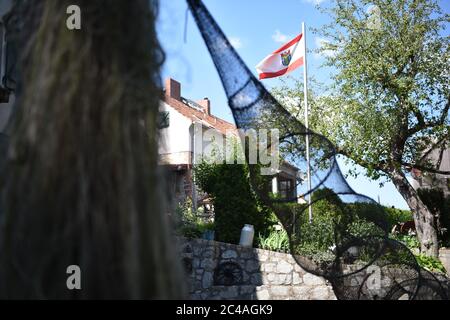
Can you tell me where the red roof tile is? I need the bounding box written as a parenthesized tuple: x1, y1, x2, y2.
(163, 95, 237, 135)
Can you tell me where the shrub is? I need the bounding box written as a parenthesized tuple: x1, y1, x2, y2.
(349, 202, 389, 230)
(384, 206, 413, 229)
(348, 217, 385, 239)
(194, 161, 275, 245)
(415, 254, 447, 274)
(297, 214, 335, 252)
(391, 234, 420, 250)
(391, 233, 447, 274)
(290, 189, 390, 264)
(270, 202, 307, 233)
(292, 190, 345, 263)
(174, 199, 214, 239)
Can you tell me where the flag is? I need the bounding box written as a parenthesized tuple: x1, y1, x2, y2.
(256, 33, 305, 80)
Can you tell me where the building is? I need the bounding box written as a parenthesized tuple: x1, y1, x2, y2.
(0, 0, 15, 133)
(410, 144, 450, 197)
(0, 0, 15, 173)
(159, 78, 302, 209)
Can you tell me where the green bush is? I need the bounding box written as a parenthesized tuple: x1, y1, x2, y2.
(391, 233, 446, 274)
(348, 217, 385, 238)
(297, 214, 335, 251)
(349, 202, 389, 229)
(270, 202, 307, 233)
(289, 189, 390, 264)
(384, 206, 413, 229)
(391, 234, 420, 249)
(292, 189, 345, 263)
(415, 254, 447, 274)
(194, 161, 275, 245)
(174, 199, 215, 239)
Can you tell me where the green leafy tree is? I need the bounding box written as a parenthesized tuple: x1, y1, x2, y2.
(273, 0, 449, 257)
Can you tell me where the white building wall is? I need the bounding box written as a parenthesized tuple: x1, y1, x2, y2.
(0, 94, 14, 132)
(0, 0, 14, 133)
(158, 101, 192, 164)
(158, 101, 234, 166)
(194, 123, 231, 165)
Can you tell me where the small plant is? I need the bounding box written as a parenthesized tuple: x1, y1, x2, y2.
(415, 254, 447, 274)
(295, 242, 336, 266)
(174, 199, 215, 239)
(257, 229, 290, 253)
(384, 207, 413, 229)
(390, 233, 447, 274)
(348, 218, 385, 238)
(391, 233, 420, 250)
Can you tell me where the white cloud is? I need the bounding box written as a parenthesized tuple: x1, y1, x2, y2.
(272, 30, 292, 43)
(314, 37, 336, 59)
(229, 37, 243, 49)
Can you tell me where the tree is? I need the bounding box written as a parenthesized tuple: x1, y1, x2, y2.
(273, 0, 449, 257)
(417, 188, 450, 245)
(0, 0, 184, 298)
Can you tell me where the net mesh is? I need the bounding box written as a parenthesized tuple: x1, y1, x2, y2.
(186, 0, 448, 300)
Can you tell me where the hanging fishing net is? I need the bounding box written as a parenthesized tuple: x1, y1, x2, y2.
(186, 0, 448, 300)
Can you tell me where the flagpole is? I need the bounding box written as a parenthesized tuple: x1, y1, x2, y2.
(302, 22, 313, 223)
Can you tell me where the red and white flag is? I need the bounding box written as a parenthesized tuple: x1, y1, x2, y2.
(256, 33, 305, 80)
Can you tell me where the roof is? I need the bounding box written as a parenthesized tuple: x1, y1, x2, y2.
(413, 141, 450, 175)
(163, 95, 237, 136)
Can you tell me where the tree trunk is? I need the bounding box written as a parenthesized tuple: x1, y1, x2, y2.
(390, 169, 439, 257)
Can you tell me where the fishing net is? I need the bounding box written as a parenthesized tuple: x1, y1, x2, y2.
(186, 0, 448, 300)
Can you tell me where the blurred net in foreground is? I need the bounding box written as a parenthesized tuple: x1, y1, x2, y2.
(186, 0, 447, 300)
(0, 0, 184, 299)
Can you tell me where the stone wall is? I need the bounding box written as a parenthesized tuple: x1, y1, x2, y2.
(439, 249, 450, 275)
(177, 237, 336, 300)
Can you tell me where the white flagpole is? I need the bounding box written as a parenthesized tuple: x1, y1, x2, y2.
(302, 22, 313, 223)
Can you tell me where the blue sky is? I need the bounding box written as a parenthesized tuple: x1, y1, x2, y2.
(157, 0, 450, 210)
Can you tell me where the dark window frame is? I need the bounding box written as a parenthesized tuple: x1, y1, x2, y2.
(157, 111, 170, 129)
(278, 177, 295, 199)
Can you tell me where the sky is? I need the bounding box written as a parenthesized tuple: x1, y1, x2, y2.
(156, 0, 450, 210)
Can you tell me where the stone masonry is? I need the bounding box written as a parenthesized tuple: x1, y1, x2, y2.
(177, 237, 336, 300)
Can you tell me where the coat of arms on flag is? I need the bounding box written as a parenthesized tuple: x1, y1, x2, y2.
(281, 50, 291, 66)
(255, 33, 305, 79)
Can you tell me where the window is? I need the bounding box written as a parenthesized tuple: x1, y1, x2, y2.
(0, 10, 18, 102)
(157, 111, 170, 129)
(278, 178, 294, 199)
(0, 22, 8, 103)
(0, 22, 3, 79)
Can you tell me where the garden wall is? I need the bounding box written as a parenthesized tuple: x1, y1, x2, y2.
(177, 237, 336, 300)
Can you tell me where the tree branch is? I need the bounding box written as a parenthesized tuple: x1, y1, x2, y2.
(335, 146, 388, 173)
(418, 135, 448, 163)
(401, 161, 450, 175)
(408, 96, 450, 136)
(439, 96, 450, 125)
